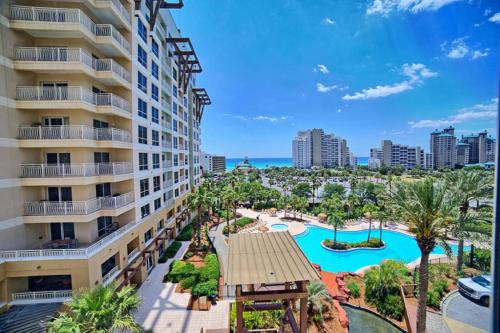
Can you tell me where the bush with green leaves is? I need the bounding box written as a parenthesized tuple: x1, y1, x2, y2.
(198, 254, 219, 281)
(181, 275, 198, 290)
(176, 223, 194, 241)
(426, 279, 449, 309)
(164, 260, 197, 283)
(347, 281, 360, 298)
(468, 248, 491, 272)
(158, 241, 182, 263)
(376, 294, 404, 320)
(223, 217, 255, 234)
(324, 238, 384, 250)
(229, 303, 281, 331)
(191, 279, 218, 297)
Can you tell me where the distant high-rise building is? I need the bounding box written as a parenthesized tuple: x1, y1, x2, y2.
(201, 152, 226, 175)
(369, 140, 425, 169)
(459, 131, 496, 165)
(292, 129, 351, 169)
(430, 126, 456, 169)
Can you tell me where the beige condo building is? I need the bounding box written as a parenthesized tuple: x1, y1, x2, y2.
(0, 0, 210, 309)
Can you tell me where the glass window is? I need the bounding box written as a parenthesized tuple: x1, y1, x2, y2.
(138, 72, 147, 93)
(141, 204, 150, 218)
(152, 130, 159, 146)
(172, 68, 177, 81)
(154, 197, 161, 210)
(152, 61, 159, 79)
(151, 107, 159, 124)
(140, 178, 149, 197)
(173, 119, 178, 132)
(138, 98, 147, 119)
(172, 85, 177, 98)
(138, 126, 147, 144)
(138, 19, 147, 42)
(153, 176, 161, 192)
(172, 101, 177, 115)
(97, 217, 113, 237)
(152, 39, 159, 57)
(139, 152, 148, 170)
(152, 84, 159, 101)
(138, 45, 147, 68)
(153, 153, 160, 169)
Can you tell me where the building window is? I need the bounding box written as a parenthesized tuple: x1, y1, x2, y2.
(138, 19, 147, 42)
(140, 178, 149, 197)
(138, 126, 147, 144)
(141, 204, 150, 218)
(152, 39, 159, 57)
(172, 68, 177, 81)
(152, 153, 160, 169)
(138, 98, 147, 119)
(152, 61, 159, 79)
(138, 72, 147, 93)
(138, 45, 147, 68)
(183, 96, 187, 108)
(144, 228, 152, 243)
(153, 176, 161, 192)
(152, 107, 159, 124)
(173, 120, 178, 132)
(172, 85, 177, 98)
(172, 101, 177, 115)
(139, 152, 148, 170)
(97, 217, 113, 237)
(152, 84, 159, 101)
(173, 138, 178, 150)
(152, 130, 159, 146)
(154, 197, 161, 210)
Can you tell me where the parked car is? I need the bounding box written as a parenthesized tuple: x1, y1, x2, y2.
(458, 275, 491, 306)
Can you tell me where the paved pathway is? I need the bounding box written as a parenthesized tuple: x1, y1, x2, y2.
(135, 241, 230, 333)
(442, 291, 490, 333)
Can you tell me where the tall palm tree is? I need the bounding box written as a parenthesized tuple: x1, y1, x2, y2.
(307, 281, 332, 322)
(222, 187, 237, 234)
(47, 283, 141, 333)
(328, 210, 345, 245)
(310, 174, 321, 205)
(386, 178, 449, 333)
(444, 170, 493, 272)
(188, 186, 213, 245)
(363, 203, 379, 242)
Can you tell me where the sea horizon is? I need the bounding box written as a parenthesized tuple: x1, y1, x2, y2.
(226, 156, 368, 170)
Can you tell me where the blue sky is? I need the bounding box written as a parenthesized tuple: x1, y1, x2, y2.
(172, 0, 499, 158)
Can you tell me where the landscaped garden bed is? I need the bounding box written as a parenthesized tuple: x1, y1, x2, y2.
(158, 241, 182, 263)
(222, 217, 256, 234)
(175, 223, 194, 241)
(322, 238, 385, 251)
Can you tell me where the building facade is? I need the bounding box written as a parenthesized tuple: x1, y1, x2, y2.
(369, 140, 425, 169)
(200, 151, 226, 175)
(458, 131, 496, 166)
(292, 131, 312, 169)
(430, 126, 456, 169)
(0, 1, 209, 308)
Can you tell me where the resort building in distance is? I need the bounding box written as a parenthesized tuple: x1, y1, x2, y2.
(369, 140, 426, 170)
(200, 151, 226, 175)
(292, 129, 354, 169)
(0, 0, 210, 308)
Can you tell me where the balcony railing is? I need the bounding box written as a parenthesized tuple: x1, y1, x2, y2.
(163, 178, 174, 188)
(15, 47, 131, 83)
(127, 248, 139, 263)
(9, 6, 130, 53)
(163, 160, 173, 168)
(21, 162, 132, 178)
(16, 86, 131, 114)
(19, 125, 132, 143)
(24, 192, 134, 216)
(102, 265, 119, 285)
(110, 0, 131, 24)
(11, 290, 73, 303)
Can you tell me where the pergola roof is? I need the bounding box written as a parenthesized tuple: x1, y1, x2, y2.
(226, 232, 320, 286)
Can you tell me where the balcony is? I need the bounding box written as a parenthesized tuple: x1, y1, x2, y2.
(16, 86, 132, 119)
(20, 162, 133, 186)
(161, 119, 172, 131)
(86, 0, 131, 30)
(23, 192, 134, 223)
(127, 248, 140, 263)
(11, 290, 73, 305)
(102, 265, 120, 286)
(18, 125, 132, 149)
(14, 47, 131, 88)
(163, 178, 174, 189)
(9, 6, 130, 58)
(163, 160, 173, 169)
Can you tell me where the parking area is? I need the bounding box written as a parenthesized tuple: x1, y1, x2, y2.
(442, 290, 490, 333)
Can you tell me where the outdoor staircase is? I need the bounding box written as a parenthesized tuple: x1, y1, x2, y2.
(0, 303, 60, 333)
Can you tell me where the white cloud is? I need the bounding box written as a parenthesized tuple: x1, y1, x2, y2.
(253, 115, 289, 122)
(472, 49, 489, 59)
(223, 113, 248, 121)
(316, 83, 337, 93)
(366, 0, 462, 15)
(323, 17, 335, 25)
(484, 8, 492, 16)
(313, 64, 330, 74)
(441, 37, 469, 59)
(337, 108, 342, 113)
(408, 98, 498, 128)
(488, 12, 500, 24)
(342, 63, 437, 100)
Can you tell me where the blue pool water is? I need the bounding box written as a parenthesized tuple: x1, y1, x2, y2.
(271, 223, 289, 230)
(294, 225, 466, 273)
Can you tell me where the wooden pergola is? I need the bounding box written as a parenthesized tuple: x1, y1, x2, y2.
(226, 232, 320, 333)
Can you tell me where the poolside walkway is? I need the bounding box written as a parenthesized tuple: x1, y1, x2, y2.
(135, 241, 230, 333)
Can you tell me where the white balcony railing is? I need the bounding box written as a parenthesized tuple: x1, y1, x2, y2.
(20, 162, 132, 178)
(16, 86, 131, 114)
(163, 160, 173, 168)
(19, 125, 132, 143)
(24, 192, 134, 216)
(15, 47, 131, 83)
(9, 6, 130, 53)
(11, 290, 73, 303)
(110, 0, 131, 24)
(127, 248, 139, 262)
(102, 265, 119, 285)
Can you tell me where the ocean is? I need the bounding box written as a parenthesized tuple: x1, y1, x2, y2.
(225, 157, 369, 170)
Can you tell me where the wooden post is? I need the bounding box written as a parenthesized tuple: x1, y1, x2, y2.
(236, 285, 244, 333)
(299, 282, 308, 333)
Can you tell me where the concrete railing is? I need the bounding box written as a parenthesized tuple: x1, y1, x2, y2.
(16, 86, 131, 114)
(11, 290, 73, 304)
(127, 248, 139, 262)
(18, 125, 132, 142)
(109, 0, 131, 24)
(10, 6, 130, 52)
(24, 192, 133, 216)
(102, 265, 119, 285)
(20, 162, 132, 178)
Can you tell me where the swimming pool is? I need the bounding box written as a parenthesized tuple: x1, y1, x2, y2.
(294, 225, 465, 272)
(271, 223, 289, 230)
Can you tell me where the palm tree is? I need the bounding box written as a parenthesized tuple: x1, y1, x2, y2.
(363, 203, 379, 242)
(386, 178, 449, 333)
(297, 196, 309, 220)
(47, 283, 141, 333)
(188, 186, 213, 245)
(307, 280, 332, 322)
(328, 210, 345, 245)
(310, 174, 321, 205)
(444, 170, 493, 272)
(222, 187, 237, 234)
(363, 260, 408, 301)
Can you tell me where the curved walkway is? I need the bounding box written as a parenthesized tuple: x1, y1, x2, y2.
(442, 290, 489, 333)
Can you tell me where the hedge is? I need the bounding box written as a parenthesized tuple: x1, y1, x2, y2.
(222, 217, 255, 234)
(324, 238, 384, 250)
(176, 223, 194, 241)
(158, 241, 182, 263)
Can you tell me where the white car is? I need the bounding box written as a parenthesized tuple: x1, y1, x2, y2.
(458, 275, 491, 306)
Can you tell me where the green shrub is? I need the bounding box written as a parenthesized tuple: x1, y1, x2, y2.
(165, 261, 197, 283)
(376, 294, 404, 320)
(191, 279, 218, 297)
(433, 279, 449, 296)
(223, 217, 255, 234)
(158, 241, 182, 263)
(176, 224, 194, 241)
(183, 251, 194, 259)
(198, 254, 219, 282)
(180, 275, 198, 290)
(468, 248, 491, 272)
(229, 303, 281, 331)
(427, 290, 441, 309)
(324, 238, 384, 250)
(347, 281, 360, 298)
